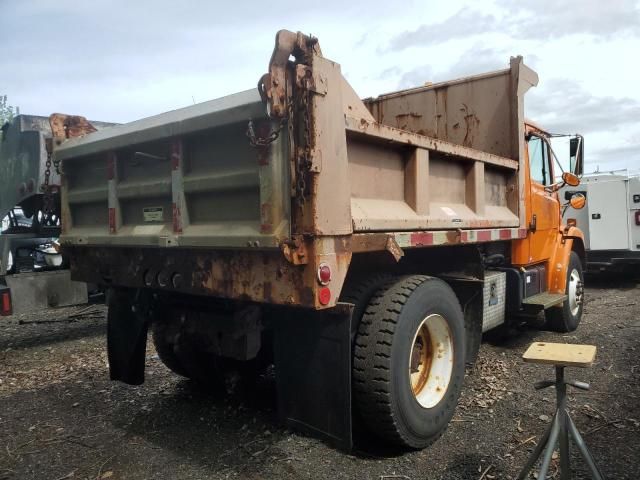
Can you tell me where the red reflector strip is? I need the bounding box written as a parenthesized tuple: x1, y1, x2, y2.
(476, 230, 492, 242)
(172, 203, 182, 234)
(395, 227, 526, 249)
(410, 232, 433, 246)
(1, 291, 12, 316)
(108, 208, 116, 234)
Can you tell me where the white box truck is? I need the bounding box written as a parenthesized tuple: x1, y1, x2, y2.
(562, 171, 640, 272)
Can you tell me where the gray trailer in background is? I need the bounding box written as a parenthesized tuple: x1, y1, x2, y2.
(0, 115, 106, 315)
(561, 171, 640, 272)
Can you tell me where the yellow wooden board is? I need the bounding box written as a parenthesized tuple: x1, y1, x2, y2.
(522, 342, 596, 367)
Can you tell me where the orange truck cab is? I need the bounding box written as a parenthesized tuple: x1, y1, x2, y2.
(512, 122, 586, 331)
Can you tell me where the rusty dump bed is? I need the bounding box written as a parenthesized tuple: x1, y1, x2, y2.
(54, 30, 538, 308)
(54, 90, 288, 248)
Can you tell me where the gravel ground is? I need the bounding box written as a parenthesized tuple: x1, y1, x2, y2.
(0, 279, 639, 480)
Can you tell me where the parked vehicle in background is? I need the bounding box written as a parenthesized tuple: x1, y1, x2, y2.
(0, 115, 111, 316)
(49, 30, 587, 450)
(561, 171, 640, 273)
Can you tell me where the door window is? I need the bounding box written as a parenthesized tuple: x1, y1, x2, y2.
(527, 135, 552, 185)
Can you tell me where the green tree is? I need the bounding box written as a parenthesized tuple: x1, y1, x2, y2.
(0, 95, 20, 138)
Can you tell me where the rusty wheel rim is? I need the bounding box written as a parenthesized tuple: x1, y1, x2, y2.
(409, 314, 453, 408)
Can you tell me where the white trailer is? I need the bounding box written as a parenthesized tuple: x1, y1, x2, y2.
(562, 171, 640, 272)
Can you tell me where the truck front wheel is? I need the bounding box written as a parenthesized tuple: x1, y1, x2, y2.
(545, 251, 584, 332)
(353, 275, 465, 449)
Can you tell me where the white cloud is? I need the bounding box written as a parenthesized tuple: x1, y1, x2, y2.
(1, 0, 639, 170)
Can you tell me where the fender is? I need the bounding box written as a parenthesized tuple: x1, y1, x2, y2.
(548, 226, 586, 294)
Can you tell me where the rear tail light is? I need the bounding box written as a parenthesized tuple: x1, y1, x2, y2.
(635, 211, 640, 226)
(317, 263, 331, 285)
(318, 287, 331, 306)
(0, 288, 12, 316)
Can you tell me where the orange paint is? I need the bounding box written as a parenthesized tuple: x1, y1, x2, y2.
(511, 123, 585, 293)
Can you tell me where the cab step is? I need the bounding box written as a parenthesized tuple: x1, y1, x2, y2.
(522, 292, 567, 309)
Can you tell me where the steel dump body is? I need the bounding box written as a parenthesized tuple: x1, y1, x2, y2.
(50, 31, 588, 451)
(54, 37, 538, 309)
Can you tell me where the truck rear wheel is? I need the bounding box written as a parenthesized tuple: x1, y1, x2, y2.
(545, 251, 584, 332)
(152, 309, 226, 392)
(353, 275, 465, 449)
(151, 320, 190, 378)
(340, 272, 393, 341)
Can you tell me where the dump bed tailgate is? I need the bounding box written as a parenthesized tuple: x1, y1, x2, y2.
(55, 90, 290, 249)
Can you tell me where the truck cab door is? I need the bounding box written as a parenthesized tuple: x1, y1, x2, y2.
(522, 134, 560, 265)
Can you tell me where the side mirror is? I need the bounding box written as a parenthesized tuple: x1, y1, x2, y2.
(569, 136, 584, 176)
(562, 172, 580, 187)
(569, 192, 586, 210)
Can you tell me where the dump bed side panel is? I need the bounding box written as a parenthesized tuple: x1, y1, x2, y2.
(365, 69, 517, 159)
(352, 58, 537, 232)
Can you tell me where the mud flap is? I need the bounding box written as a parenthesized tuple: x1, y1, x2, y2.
(273, 303, 353, 450)
(107, 289, 149, 385)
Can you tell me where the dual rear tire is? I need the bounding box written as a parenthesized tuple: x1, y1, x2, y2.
(348, 275, 466, 449)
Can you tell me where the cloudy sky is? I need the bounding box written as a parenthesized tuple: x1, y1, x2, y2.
(2, 0, 639, 172)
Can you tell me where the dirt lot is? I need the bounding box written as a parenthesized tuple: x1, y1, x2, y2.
(1, 279, 639, 480)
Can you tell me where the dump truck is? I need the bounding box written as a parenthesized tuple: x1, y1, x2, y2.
(561, 171, 640, 272)
(49, 30, 587, 450)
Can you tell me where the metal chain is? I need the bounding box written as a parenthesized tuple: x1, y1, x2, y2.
(246, 116, 287, 148)
(249, 72, 312, 210)
(41, 140, 61, 225)
(295, 77, 312, 208)
(42, 146, 54, 216)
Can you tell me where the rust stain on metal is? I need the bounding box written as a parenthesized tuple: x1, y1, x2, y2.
(460, 103, 480, 147)
(385, 236, 404, 261)
(49, 113, 97, 140)
(262, 30, 318, 119)
(395, 112, 422, 131)
(350, 233, 403, 262)
(281, 235, 309, 265)
(445, 230, 461, 244)
(260, 202, 272, 234)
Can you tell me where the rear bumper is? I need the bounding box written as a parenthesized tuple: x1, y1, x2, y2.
(586, 249, 640, 272)
(66, 246, 315, 307)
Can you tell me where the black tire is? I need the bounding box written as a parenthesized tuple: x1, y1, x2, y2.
(340, 272, 393, 341)
(545, 251, 584, 332)
(151, 319, 190, 378)
(151, 309, 226, 392)
(353, 275, 466, 449)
